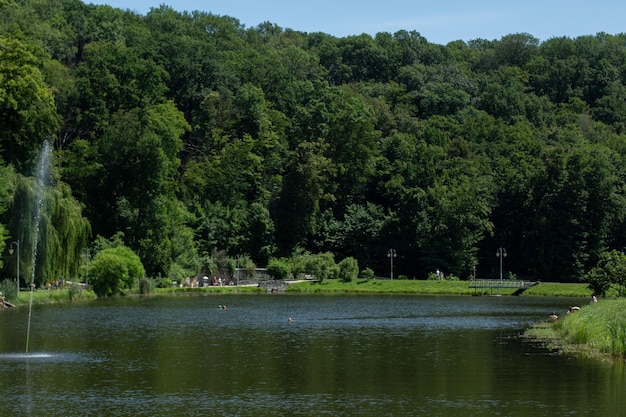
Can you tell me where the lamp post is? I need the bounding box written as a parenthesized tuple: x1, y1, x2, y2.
(387, 248, 397, 280)
(496, 247, 507, 283)
(8, 240, 19, 297)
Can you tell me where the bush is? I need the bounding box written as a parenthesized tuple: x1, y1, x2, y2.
(0, 279, 17, 301)
(360, 267, 375, 280)
(338, 257, 359, 282)
(266, 258, 291, 280)
(89, 246, 145, 297)
(585, 250, 626, 297)
(168, 262, 190, 284)
(153, 277, 172, 288)
(68, 282, 83, 301)
(140, 278, 154, 294)
(309, 252, 338, 283)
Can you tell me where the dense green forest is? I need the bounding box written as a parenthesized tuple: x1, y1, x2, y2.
(2, 0, 626, 287)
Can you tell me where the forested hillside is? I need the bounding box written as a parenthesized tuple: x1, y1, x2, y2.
(2, 0, 626, 285)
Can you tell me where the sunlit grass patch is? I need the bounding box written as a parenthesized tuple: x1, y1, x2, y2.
(287, 279, 590, 297)
(558, 299, 626, 359)
(523, 282, 590, 297)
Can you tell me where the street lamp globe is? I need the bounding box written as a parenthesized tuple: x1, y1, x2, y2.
(496, 247, 507, 283)
(387, 248, 397, 280)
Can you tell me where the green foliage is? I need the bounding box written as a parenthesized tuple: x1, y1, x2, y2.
(235, 254, 256, 273)
(266, 258, 290, 280)
(330, 203, 390, 269)
(139, 278, 154, 295)
(0, 164, 14, 270)
(273, 140, 335, 255)
(0, 37, 60, 171)
(557, 299, 626, 359)
(338, 257, 359, 282)
(289, 251, 338, 283)
(92, 232, 126, 253)
(4, 2, 626, 287)
(167, 262, 189, 284)
(89, 246, 145, 297)
(5, 173, 90, 287)
(427, 272, 439, 281)
(360, 267, 375, 280)
(0, 278, 17, 301)
(585, 250, 626, 297)
(68, 282, 83, 301)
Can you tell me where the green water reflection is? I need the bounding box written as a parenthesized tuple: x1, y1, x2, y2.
(0, 295, 623, 416)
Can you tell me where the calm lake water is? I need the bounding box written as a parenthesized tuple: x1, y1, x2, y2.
(0, 294, 624, 416)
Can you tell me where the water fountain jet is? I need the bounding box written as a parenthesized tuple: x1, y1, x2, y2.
(25, 140, 53, 353)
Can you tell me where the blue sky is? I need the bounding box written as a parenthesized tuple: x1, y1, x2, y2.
(87, 0, 625, 45)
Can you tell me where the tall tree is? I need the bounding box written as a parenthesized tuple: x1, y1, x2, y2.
(0, 37, 60, 172)
(273, 141, 335, 255)
(6, 172, 90, 287)
(74, 102, 188, 276)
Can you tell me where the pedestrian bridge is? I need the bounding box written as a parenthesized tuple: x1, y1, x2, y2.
(468, 279, 540, 295)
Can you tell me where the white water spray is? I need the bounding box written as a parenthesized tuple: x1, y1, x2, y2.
(25, 140, 53, 353)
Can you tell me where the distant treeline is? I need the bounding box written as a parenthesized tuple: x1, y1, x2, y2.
(2, 0, 626, 285)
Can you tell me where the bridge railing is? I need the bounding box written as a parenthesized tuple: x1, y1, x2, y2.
(468, 279, 538, 289)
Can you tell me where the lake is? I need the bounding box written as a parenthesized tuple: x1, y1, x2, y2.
(0, 294, 624, 416)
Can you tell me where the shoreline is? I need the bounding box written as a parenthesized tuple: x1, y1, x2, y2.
(521, 298, 626, 363)
(3, 279, 593, 308)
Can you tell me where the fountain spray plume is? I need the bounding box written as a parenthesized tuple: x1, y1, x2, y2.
(25, 140, 53, 353)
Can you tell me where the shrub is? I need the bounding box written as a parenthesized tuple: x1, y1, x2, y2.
(338, 257, 359, 282)
(585, 250, 626, 297)
(0, 279, 17, 301)
(266, 258, 291, 280)
(360, 267, 375, 280)
(153, 277, 172, 288)
(68, 282, 83, 301)
(309, 252, 338, 283)
(140, 278, 154, 294)
(168, 262, 190, 284)
(89, 246, 145, 297)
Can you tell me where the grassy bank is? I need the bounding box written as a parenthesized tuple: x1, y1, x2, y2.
(287, 279, 477, 295)
(7, 279, 591, 308)
(286, 278, 591, 297)
(524, 298, 626, 361)
(154, 286, 265, 295)
(14, 287, 97, 305)
(521, 282, 592, 297)
(9, 284, 263, 307)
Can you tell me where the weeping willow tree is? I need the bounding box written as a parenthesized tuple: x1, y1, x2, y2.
(5, 173, 90, 287)
(0, 163, 15, 271)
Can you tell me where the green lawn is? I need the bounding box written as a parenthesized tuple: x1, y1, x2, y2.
(286, 279, 592, 297)
(9, 279, 592, 308)
(16, 286, 97, 305)
(525, 298, 626, 361)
